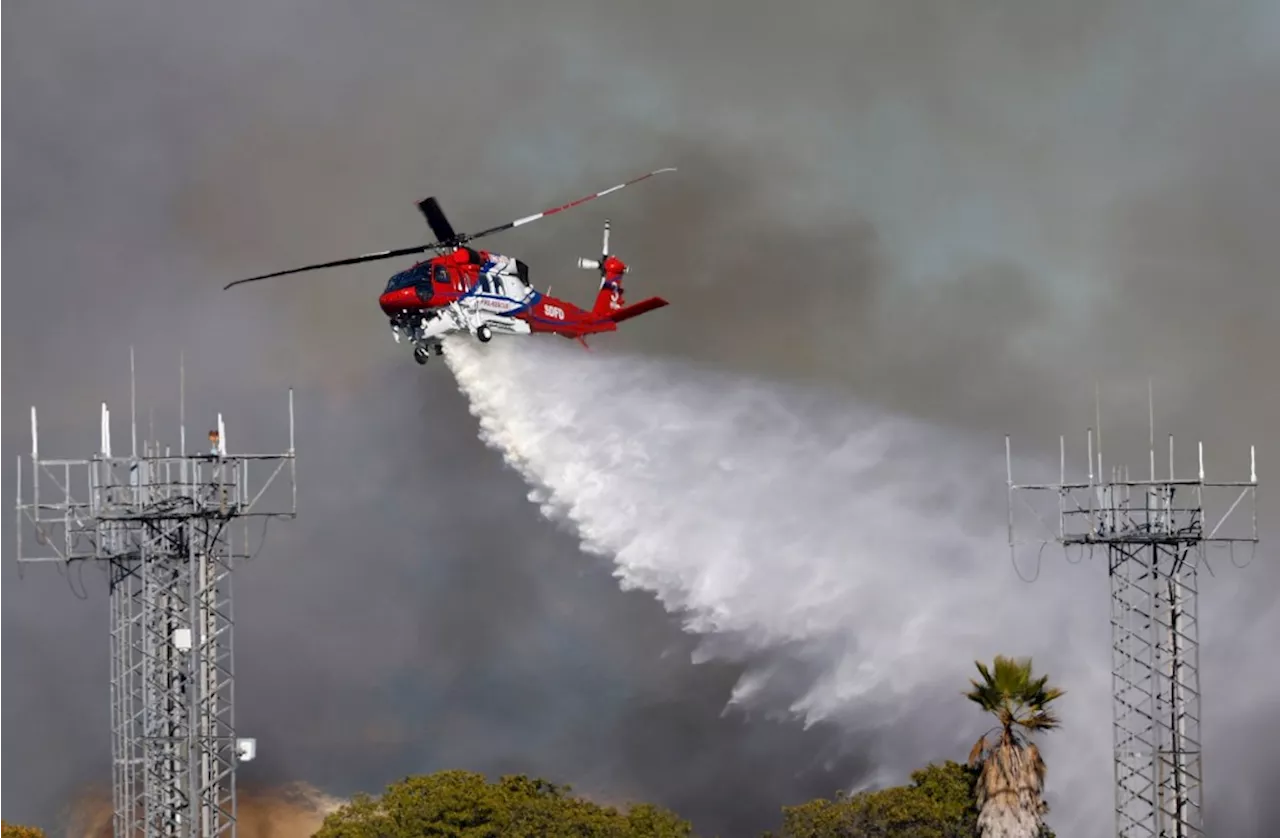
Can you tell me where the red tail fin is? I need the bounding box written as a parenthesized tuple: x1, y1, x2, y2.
(584, 250, 665, 323)
(593, 283, 624, 316)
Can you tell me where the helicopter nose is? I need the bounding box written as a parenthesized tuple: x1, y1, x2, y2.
(380, 285, 431, 314)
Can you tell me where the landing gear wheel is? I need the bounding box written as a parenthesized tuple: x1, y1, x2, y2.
(413, 346, 430, 365)
(476, 325, 493, 343)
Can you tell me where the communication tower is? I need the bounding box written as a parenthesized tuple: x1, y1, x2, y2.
(1005, 386, 1258, 838)
(13, 350, 298, 838)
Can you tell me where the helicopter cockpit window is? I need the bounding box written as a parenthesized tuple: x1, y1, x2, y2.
(433, 264, 450, 284)
(386, 264, 432, 293)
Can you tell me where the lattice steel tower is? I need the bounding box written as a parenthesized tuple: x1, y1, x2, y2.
(1005, 387, 1258, 838)
(14, 351, 298, 838)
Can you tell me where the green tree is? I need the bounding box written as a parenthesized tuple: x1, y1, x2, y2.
(313, 770, 693, 838)
(964, 656, 1064, 838)
(771, 760, 981, 837)
(1, 822, 47, 838)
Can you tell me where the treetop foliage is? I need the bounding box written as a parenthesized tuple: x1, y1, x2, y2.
(313, 761, 1057, 838)
(313, 770, 693, 838)
(769, 761, 981, 838)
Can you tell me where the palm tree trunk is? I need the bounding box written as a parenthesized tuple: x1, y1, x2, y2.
(977, 741, 1047, 838)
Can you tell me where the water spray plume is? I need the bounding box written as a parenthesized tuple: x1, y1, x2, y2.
(442, 336, 1114, 833)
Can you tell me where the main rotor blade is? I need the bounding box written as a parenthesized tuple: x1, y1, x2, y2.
(223, 244, 433, 290)
(462, 167, 677, 246)
(417, 196, 458, 243)
(223, 167, 676, 291)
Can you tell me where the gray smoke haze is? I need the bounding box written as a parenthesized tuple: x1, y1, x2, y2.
(5, 0, 1280, 835)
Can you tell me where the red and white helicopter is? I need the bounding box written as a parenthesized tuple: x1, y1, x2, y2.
(225, 168, 676, 365)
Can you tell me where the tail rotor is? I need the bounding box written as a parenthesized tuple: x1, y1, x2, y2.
(576, 219, 614, 274)
(581, 219, 631, 315)
(577, 219, 628, 278)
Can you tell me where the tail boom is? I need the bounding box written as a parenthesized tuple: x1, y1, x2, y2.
(607, 296, 668, 323)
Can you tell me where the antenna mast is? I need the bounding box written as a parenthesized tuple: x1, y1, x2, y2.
(1005, 387, 1258, 838)
(14, 350, 299, 838)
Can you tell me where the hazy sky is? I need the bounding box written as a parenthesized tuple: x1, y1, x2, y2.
(5, 0, 1279, 835)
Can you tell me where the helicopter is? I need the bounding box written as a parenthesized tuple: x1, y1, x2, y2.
(224, 168, 676, 365)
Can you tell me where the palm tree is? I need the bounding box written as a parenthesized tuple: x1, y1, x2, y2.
(965, 655, 1064, 838)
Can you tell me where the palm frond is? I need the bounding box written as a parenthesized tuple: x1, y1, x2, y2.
(964, 685, 999, 712)
(992, 655, 1032, 689)
(1019, 709, 1062, 731)
(1042, 686, 1066, 704)
(968, 734, 987, 767)
(968, 655, 1066, 748)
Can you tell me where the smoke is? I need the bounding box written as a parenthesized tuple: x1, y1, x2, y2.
(62, 784, 342, 838)
(5, 0, 1280, 835)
